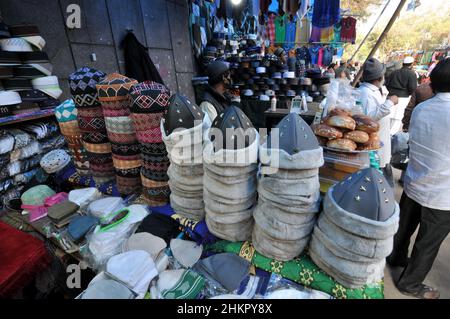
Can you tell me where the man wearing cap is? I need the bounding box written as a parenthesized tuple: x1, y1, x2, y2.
(200, 60, 232, 122)
(386, 57, 418, 134)
(274, 47, 286, 66)
(358, 58, 399, 186)
(387, 59, 450, 299)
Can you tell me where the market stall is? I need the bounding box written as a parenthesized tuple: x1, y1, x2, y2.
(0, 1, 401, 301)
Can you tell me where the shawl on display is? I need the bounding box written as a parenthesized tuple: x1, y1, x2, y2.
(206, 240, 384, 299)
(149, 204, 217, 245)
(121, 31, 164, 85)
(312, 0, 340, 28)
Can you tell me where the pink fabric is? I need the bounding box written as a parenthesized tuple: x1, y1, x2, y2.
(318, 47, 324, 67)
(266, 13, 276, 44)
(22, 192, 69, 222)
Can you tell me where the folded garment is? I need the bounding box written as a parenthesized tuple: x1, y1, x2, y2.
(67, 215, 99, 243)
(81, 279, 135, 299)
(47, 200, 79, 223)
(155, 269, 204, 299)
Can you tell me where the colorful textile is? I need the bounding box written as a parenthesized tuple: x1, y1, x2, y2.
(297, 17, 312, 44)
(68, 67, 105, 108)
(266, 13, 276, 44)
(56, 164, 119, 196)
(274, 14, 286, 44)
(341, 17, 357, 44)
(312, 0, 340, 28)
(149, 204, 217, 245)
(0, 222, 51, 298)
(284, 17, 296, 49)
(206, 241, 384, 299)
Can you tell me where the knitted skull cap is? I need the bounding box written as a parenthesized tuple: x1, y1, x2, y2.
(96, 73, 138, 101)
(129, 81, 171, 113)
(69, 66, 106, 95)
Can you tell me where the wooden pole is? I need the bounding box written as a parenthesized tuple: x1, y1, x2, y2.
(352, 0, 409, 86)
(348, 0, 392, 62)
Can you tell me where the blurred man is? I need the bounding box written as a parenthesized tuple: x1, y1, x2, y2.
(386, 56, 418, 134)
(358, 58, 399, 186)
(200, 60, 232, 122)
(388, 59, 450, 299)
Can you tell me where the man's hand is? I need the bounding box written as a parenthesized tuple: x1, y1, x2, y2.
(389, 95, 399, 105)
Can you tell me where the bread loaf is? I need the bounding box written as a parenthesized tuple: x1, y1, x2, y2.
(369, 132, 380, 143)
(327, 138, 357, 151)
(329, 108, 352, 117)
(317, 136, 329, 146)
(326, 115, 356, 130)
(344, 130, 370, 143)
(352, 114, 380, 133)
(357, 141, 381, 151)
(313, 124, 343, 139)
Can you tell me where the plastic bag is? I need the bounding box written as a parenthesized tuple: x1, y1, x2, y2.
(262, 273, 333, 299)
(324, 79, 360, 116)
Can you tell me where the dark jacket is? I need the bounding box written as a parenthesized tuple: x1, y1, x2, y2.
(202, 85, 231, 115)
(122, 31, 164, 85)
(386, 67, 417, 97)
(402, 83, 434, 131)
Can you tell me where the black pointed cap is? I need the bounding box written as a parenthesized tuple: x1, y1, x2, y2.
(209, 105, 256, 151)
(163, 94, 204, 135)
(332, 168, 396, 221)
(267, 113, 319, 154)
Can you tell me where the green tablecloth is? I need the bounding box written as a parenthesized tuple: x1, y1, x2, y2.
(206, 240, 384, 299)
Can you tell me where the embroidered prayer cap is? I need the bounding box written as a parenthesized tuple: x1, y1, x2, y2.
(96, 73, 138, 101)
(170, 238, 203, 268)
(162, 93, 204, 136)
(267, 113, 319, 154)
(129, 81, 171, 113)
(209, 105, 256, 151)
(40, 149, 71, 174)
(55, 99, 77, 122)
(69, 66, 106, 107)
(332, 168, 396, 221)
(81, 279, 134, 299)
(21, 185, 56, 206)
(156, 269, 205, 299)
(123, 232, 167, 261)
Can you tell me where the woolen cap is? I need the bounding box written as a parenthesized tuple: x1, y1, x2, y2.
(362, 58, 386, 82)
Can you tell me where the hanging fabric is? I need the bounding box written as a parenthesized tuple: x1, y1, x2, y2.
(312, 0, 340, 28)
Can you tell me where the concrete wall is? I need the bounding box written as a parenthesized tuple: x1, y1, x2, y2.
(0, 0, 196, 101)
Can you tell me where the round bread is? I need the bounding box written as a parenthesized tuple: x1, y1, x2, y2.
(343, 130, 370, 143)
(329, 108, 352, 117)
(326, 138, 357, 151)
(313, 124, 343, 139)
(369, 132, 380, 143)
(357, 141, 381, 151)
(352, 114, 380, 133)
(326, 115, 356, 130)
(317, 136, 329, 146)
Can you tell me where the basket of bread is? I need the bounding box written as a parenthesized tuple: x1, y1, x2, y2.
(312, 108, 381, 152)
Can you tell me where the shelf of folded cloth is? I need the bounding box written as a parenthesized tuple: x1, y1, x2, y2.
(0, 108, 55, 126)
(206, 240, 384, 299)
(55, 164, 120, 196)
